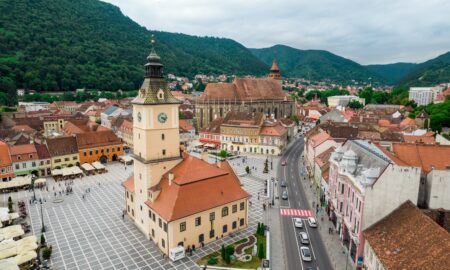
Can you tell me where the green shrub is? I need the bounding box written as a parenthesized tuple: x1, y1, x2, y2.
(40, 234, 46, 246)
(258, 243, 265, 259)
(42, 247, 52, 259)
(207, 257, 218, 265)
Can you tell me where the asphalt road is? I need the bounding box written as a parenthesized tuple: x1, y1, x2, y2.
(278, 137, 333, 270)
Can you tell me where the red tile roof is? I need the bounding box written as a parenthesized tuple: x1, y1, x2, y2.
(145, 155, 249, 222)
(364, 201, 450, 270)
(179, 119, 194, 131)
(310, 132, 331, 147)
(122, 175, 135, 193)
(260, 122, 287, 136)
(46, 136, 79, 157)
(9, 144, 38, 162)
(75, 130, 122, 149)
(200, 78, 289, 102)
(0, 141, 12, 167)
(377, 143, 450, 173)
(314, 147, 335, 168)
(34, 143, 50, 159)
(403, 135, 436, 144)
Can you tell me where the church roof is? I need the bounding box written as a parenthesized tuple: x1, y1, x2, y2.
(200, 77, 289, 102)
(145, 155, 249, 222)
(270, 58, 280, 71)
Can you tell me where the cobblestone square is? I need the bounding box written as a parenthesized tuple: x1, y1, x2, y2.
(1, 159, 267, 270)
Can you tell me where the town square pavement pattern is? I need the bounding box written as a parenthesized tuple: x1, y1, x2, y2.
(1, 161, 265, 270)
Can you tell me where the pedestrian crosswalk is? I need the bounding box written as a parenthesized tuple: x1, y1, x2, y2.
(280, 208, 313, 217)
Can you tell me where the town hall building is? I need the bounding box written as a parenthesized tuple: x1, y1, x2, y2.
(123, 46, 249, 257)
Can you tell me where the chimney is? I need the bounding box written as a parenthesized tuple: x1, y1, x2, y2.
(437, 208, 445, 228)
(168, 172, 174, 186)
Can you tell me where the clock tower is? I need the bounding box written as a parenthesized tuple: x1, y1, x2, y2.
(130, 45, 182, 235)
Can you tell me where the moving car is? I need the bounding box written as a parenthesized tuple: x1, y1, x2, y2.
(299, 232, 309, 245)
(282, 190, 288, 200)
(281, 181, 287, 187)
(300, 246, 312, 261)
(281, 160, 287, 166)
(293, 218, 303, 228)
(307, 217, 317, 228)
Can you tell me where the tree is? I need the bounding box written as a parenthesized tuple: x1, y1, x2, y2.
(258, 243, 265, 259)
(41, 234, 46, 246)
(219, 150, 228, 158)
(224, 245, 235, 264)
(42, 247, 52, 260)
(263, 158, 269, 174)
(221, 244, 226, 260)
(256, 223, 261, 235)
(348, 100, 364, 109)
(291, 115, 299, 125)
(179, 111, 185, 119)
(245, 166, 250, 174)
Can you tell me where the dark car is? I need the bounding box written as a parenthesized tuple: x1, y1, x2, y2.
(281, 160, 287, 166)
(281, 181, 287, 187)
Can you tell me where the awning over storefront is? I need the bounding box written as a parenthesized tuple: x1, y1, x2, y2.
(34, 178, 46, 185)
(51, 169, 62, 176)
(0, 225, 24, 242)
(0, 176, 32, 190)
(92, 161, 106, 170)
(61, 166, 83, 177)
(0, 258, 19, 270)
(204, 143, 217, 148)
(0, 236, 37, 261)
(119, 156, 133, 163)
(0, 208, 19, 224)
(81, 163, 95, 171)
(14, 250, 37, 266)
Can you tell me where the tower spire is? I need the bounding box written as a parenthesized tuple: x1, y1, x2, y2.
(268, 54, 282, 81)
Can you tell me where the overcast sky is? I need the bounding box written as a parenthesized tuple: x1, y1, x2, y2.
(104, 0, 450, 65)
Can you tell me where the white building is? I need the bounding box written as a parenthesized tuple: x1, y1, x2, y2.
(327, 95, 365, 107)
(18, 102, 50, 112)
(409, 86, 443, 106)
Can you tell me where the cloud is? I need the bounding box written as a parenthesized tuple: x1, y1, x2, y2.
(104, 0, 450, 64)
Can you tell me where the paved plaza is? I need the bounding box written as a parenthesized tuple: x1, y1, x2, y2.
(1, 158, 266, 270)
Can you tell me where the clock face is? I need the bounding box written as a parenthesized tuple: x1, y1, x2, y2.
(158, 112, 168, 123)
(137, 112, 142, 122)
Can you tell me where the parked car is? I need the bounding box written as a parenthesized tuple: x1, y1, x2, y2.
(307, 217, 317, 228)
(281, 181, 287, 187)
(299, 232, 310, 245)
(300, 246, 312, 261)
(282, 190, 288, 200)
(281, 160, 287, 166)
(293, 218, 303, 228)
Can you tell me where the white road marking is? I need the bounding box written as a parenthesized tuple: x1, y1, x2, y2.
(304, 225, 317, 261)
(291, 218, 305, 270)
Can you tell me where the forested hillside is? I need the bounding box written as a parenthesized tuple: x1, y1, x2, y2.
(0, 0, 267, 102)
(250, 45, 384, 84)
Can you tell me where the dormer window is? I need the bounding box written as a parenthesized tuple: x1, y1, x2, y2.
(157, 89, 164, 100)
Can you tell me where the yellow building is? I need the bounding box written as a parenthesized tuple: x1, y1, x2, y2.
(123, 48, 249, 256)
(220, 111, 264, 154)
(46, 136, 80, 169)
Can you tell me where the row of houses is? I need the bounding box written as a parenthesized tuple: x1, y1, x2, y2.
(303, 121, 450, 265)
(198, 111, 296, 155)
(0, 124, 124, 180)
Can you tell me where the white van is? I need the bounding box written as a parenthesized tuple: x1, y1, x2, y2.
(169, 246, 185, 261)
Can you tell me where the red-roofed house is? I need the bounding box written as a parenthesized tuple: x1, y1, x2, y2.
(259, 121, 288, 155)
(117, 119, 133, 148)
(9, 144, 39, 176)
(305, 131, 340, 178)
(377, 143, 450, 209)
(179, 119, 195, 144)
(0, 141, 14, 181)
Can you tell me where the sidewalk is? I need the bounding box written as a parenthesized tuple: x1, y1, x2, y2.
(298, 163, 356, 270)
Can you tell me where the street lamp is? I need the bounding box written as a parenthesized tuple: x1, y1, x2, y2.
(31, 176, 37, 202)
(40, 200, 46, 233)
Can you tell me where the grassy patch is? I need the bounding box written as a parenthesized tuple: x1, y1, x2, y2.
(197, 234, 267, 269)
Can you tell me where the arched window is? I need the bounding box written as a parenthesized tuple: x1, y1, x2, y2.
(161, 133, 165, 140)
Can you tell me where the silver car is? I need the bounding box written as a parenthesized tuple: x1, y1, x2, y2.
(282, 190, 288, 200)
(299, 232, 309, 245)
(300, 246, 312, 261)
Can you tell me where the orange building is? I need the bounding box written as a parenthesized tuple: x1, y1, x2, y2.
(76, 130, 124, 164)
(0, 141, 14, 181)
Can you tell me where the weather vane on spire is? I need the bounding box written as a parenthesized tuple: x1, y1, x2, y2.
(150, 34, 155, 49)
